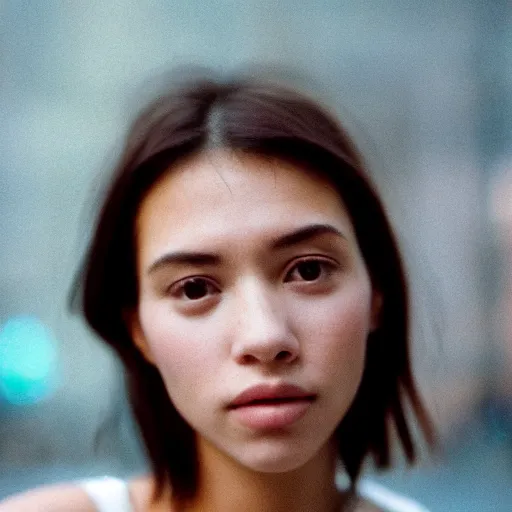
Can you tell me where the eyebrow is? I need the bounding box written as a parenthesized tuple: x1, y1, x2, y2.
(148, 252, 222, 275)
(270, 223, 346, 250)
(147, 223, 346, 275)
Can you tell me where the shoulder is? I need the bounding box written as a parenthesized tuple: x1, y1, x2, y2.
(0, 483, 95, 512)
(0, 474, 162, 512)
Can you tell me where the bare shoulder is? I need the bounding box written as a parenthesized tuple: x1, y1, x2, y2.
(128, 475, 156, 511)
(0, 483, 95, 512)
(128, 474, 174, 512)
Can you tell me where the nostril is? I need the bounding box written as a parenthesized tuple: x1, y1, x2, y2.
(236, 348, 297, 365)
(275, 350, 291, 361)
(241, 354, 257, 364)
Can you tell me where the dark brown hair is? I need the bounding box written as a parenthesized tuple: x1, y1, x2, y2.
(73, 73, 433, 503)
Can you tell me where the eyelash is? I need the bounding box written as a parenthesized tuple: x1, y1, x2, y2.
(167, 256, 339, 301)
(283, 256, 338, 283)
(167, 276, 220, 301)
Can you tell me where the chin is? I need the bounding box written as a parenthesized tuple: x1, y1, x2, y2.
(232, 440, 322, 474)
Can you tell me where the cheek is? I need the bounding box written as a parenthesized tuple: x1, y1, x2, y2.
(137, 301, 222, 391)
(293, 283, 372, 376)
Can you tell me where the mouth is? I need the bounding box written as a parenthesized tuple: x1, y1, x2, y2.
(228, 383, 316, 430)
(229, 383, 316, 408)
(236, 396, 314, 406)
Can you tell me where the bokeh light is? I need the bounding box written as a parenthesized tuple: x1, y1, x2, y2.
(0, 315, 59, 406)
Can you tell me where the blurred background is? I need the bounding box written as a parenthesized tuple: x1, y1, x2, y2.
(1, 1, 511, 510)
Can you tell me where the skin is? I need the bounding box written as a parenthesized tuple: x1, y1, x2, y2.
(130, 150, 381, 511)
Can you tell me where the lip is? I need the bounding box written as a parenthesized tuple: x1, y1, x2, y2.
(228, 383, 316, 430)
(229, 383, 316, 409)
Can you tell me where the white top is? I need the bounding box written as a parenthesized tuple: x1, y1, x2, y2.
(79, 476, 430, 512)
(80, 478, 133, 512)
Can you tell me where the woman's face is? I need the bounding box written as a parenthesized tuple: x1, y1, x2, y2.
(132, 150, 380, 473)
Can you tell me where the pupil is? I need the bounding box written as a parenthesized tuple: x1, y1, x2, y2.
(298, 261, 321, 281)
(184, 279, 207, 299)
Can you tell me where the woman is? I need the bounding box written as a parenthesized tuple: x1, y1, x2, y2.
(0, 73, 434, 511)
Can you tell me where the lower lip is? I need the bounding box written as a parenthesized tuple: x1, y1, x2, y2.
(230, 399, 313, 430)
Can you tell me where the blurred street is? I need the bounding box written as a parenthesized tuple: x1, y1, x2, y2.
(2, 1, 511, 510)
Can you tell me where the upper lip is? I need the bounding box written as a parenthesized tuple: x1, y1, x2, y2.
(229, 383, 316, 408)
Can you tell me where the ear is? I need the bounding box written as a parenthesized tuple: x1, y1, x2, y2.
(370, 290, 383, 332)
(124, 309, 156, 365)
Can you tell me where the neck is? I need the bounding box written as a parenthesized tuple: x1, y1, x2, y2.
(181, 438, 344, 512)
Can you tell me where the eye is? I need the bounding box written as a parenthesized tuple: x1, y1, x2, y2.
(284, 258, 337, 283)
(169, 277, 219, 301)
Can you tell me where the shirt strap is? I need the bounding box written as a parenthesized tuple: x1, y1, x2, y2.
(357, 480, 431, 512)
(80, 476, 133, 512)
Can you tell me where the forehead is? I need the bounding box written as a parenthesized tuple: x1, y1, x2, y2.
(135, 150, 355, 251)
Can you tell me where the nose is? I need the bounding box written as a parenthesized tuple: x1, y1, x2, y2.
(230, 278, 300, 365)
